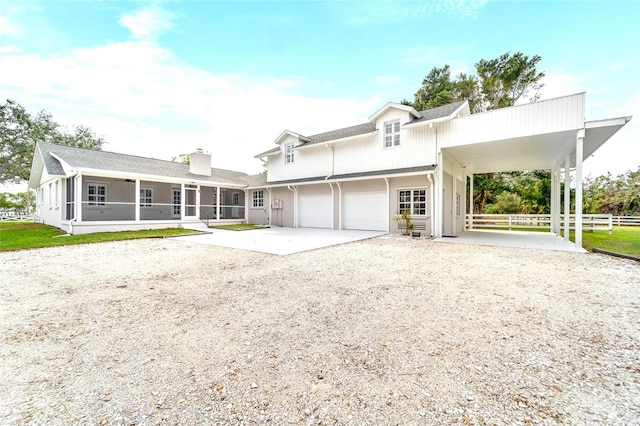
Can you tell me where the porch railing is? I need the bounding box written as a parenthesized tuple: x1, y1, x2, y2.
(77, 201, 245, 221)
(466, 214, 614, 233)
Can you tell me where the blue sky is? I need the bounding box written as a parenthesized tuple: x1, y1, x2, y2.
(1, 0, 638, 179)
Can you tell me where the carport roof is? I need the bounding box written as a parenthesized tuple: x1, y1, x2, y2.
(443, 116, 632, 174)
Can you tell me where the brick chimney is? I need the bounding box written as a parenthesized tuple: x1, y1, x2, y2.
(189, 149, 212, 176)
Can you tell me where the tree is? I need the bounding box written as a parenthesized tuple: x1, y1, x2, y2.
(408, 52, 546, 213)
(0, 100, 105, 182)
(409, 51, 544, 113)
(0, 191, 35, 213)
(584, 168, 640, 215)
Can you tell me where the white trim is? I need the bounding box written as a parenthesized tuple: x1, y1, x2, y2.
(368, 102, 421, 122)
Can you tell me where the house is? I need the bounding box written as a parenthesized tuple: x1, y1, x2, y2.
(28, 143, 254, 234)
(247, 92, 630, 247)
(29, 92, 631, 247)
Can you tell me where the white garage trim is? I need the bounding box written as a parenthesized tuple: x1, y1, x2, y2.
(299, 193, 332, 229)
(343, 191, 387, 231)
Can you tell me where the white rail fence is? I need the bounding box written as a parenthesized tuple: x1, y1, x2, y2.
(464, 214, 640, 233)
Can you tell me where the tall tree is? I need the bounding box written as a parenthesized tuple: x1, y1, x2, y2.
(407, 52, 546, 213)
(0, 100, 105, 181)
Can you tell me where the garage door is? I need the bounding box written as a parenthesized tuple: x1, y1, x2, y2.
(299, 194, 332, 228)
(343, 192, 387, 231)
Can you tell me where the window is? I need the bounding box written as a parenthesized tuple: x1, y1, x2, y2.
(65, 178, 75, 220)
(456, 193, 461, 217)
(285, 143, 294, 164)
(398, 189, 427, 216)
(48, 182, 53, 207)
(232, 192, 239, 206)
(252, 190, 264, 208)
(88, 184, 106, 206)
(140, 188, 153, 207)
(384, 120, 400, 148)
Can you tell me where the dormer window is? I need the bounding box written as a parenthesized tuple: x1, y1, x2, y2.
(285, 143, 294, 164)
(384, 120, 400, 148)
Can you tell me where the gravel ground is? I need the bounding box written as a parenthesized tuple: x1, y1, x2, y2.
(1, 236, 639, 425)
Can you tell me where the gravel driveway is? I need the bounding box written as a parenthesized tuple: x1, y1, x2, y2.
(1, 236, 639, 425)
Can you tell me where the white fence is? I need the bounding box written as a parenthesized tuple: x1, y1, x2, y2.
(466, 214, 615, 233)
(612, 216, 640, 226)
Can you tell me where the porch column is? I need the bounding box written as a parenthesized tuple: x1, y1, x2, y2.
(216, 187, 221, 220)
(336, 182, 343, 230)
(452, 167, 457, 235)
(575, 130, 585, 247)
(196, 185, 201, 219)
(76, 173, 83, 222)
(134, 179, 140, 221)
(468, 172, 473, 230)
(180, 184, 185, 219)
(563, 155, 571, 241)
(244, 190, 249, 223)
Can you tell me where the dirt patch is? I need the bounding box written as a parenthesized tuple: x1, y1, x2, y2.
(1, 237, 639, 424)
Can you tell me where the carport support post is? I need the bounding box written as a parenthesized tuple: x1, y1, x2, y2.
(563, 155, 570, 242)
(468, 172, 473, 230)
(575, 130, 585, 248)
(554, 167, 561, 234)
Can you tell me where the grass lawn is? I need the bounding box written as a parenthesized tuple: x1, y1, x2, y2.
(0, 222, 199, 251)
(211, 223, 269, 231)
(563, 226, 640, 257)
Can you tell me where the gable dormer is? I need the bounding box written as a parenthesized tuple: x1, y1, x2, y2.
(368, 103, 422, 149)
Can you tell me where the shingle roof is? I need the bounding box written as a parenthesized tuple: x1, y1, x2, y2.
(262, 165, 436, 186)
(408, 100, 467, 125)
(254, 100, 467, 157)
(37, 142, 250, 187)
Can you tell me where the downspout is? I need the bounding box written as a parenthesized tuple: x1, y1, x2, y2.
(287, 185, 297, 227)
(325, 143, 335, 176)
(266, 187, 272, 226)
(427, 173, 435, 237)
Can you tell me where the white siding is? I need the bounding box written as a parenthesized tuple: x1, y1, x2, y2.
(267, 135, 332, 182)
(439, 93, 585, 148)
(333, 110, 437, 175)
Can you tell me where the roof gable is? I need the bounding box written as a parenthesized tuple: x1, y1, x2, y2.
(368, 102, 421, 122)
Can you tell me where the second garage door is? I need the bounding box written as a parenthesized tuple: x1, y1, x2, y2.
(343, 192, 387, 231)
(299, 194, 332, 228)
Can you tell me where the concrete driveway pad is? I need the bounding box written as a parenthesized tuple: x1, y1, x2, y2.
(171, 227, 387, 255)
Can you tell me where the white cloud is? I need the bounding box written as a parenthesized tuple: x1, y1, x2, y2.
(119, 4, 175, 39)
(0, 44, 18, 53)
(401, 44, 472, 68)
(0, 15, 21, 35)
(0, 40, 379, 175)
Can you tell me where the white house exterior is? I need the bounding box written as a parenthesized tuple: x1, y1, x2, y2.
(29, 92, 631, 247)
(247, 93, 631, 246)
(28, 143, 253, 234)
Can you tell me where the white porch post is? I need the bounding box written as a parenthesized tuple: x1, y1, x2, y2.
(555, 167, 562, 234)
(76, 173, 83, 222)
(452, 166, 457, 235)
(180, 184, 185, 219)
(468, 172, 473, 230)
(563, 155, 571, 241)
(244, 190, 249, 223)
(575, 130, 585, 247)
(195, 185, 201, 219)
(216, 186, 221, 220)
(134, 179, 140, 221)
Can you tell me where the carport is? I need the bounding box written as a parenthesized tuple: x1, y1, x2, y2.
(436, 93, 631, 249)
